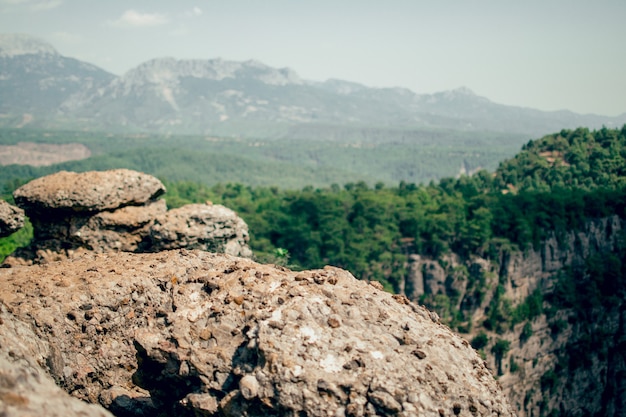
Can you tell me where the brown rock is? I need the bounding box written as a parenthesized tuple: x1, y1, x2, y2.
(13, 169, 165, 215)
(74, 199, 168, 252)
(0, 250, 515, 417)
(4, 200, 168, 265)
(0, 303, 114, 417)
(4, 171, 254, 266)
(0, 200, 24, 237)
(148, 203, 252, 257)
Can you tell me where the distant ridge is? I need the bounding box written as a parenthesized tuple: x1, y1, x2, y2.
(0, 33, 624, 137)
(0, 33, 58, 57)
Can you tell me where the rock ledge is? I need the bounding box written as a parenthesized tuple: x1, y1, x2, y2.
(0, 250, 515, 417)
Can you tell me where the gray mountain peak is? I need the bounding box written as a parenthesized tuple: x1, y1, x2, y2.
(1, 33, 625, 135)
(451, 86, 476, 95)
(119, 57, 303, 87)
(0, 33, 58, 57)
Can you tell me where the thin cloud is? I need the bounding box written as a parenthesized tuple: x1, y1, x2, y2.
(29, 0, 62, 11)
(0, 0, 62, 12)
(171, 7, 201, 37)
(182, 6, 202, 18)
(110, 9, 169, 27)
(51, 31, 82, 44)
(178, 6, 204, 19)
(169, 25, 190, 37)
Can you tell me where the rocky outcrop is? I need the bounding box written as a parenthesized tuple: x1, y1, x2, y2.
(0, 200, 24, 237)
(13, 169, 166, 214)
(495, 216, 626, 416)
(148, 203, 252, 257)
(402, 216, 626, 416)
(0, 303, 113, 417)
(405, 254, 449, 300)
(5, 169, 252, 265)
(0, 250, 516, 417)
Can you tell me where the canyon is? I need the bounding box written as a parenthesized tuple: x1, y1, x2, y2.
(404, 216, 626, 416)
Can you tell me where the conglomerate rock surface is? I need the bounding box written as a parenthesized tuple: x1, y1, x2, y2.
(0, 250, 515, 417)
(148, 203, 253, 257)
(0, 200, 24, 238)
(0, 303, 114, 417)
(12, 169, 166, 214)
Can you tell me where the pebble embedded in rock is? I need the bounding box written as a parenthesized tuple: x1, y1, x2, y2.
(239, 374, 260, 399)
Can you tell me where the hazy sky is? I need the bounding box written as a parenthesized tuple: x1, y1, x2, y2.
(1, 0, 625, 116)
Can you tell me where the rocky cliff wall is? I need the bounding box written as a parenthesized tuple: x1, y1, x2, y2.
(402, 216, 626, 416)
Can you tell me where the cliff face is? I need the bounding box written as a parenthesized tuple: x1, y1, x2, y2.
(496, 216, 625, 417)
(403, 216, 626, 416)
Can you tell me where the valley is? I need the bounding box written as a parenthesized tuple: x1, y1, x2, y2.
(2, 32, 626, 417)
(3, 126, 626, 416)
(0, 127, 525, 190)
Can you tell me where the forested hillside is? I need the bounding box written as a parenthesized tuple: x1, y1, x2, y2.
(495, 126, 626, 191)
(0, 127, 524, 188)
(2, 126, 626, 415)
(155, 126, 626, 286)
(3, 126, 626, 286)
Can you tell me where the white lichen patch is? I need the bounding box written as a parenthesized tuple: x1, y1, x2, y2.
(269, 308, 282, 322)
(320, 354, 342, 373)
(299, 326, 319, 344)
(370, 351, 384, 360)
(183, 301, 210, 322)
(268, 281, 281, 293)
(292, 365, 304, 377)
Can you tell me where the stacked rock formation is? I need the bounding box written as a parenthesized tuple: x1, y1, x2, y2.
(0, 250, 516, 417)
(5, 169, 252, 265)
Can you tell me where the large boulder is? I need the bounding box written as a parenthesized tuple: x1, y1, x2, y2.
(13, 169, 166, 215)
(0, 200, 24, 237)
(4, 198, 170, 266)
(0, 250, 515, 417)
(148, 203, 253, 257)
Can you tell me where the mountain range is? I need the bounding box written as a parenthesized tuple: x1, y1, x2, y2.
(1, 33, 625, 138)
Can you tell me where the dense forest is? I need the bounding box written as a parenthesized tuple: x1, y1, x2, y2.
(2, 126, 626, 328)
(0, 126, 524, 189)
(160, 126, 626, 286)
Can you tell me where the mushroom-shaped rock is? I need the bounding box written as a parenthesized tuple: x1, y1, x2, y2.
(0, 250, 515, 417)
(149, 203, 252, 257)
(13, 169, 166, 215)
(0, 200, 24, 237)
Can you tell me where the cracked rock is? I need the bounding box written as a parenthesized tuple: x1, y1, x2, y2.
(0, 250, 515, 416)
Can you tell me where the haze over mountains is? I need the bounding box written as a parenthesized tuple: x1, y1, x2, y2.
(1, 33, 625, 138)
